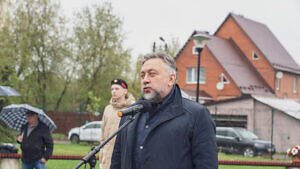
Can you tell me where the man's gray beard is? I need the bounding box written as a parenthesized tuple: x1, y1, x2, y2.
(143, 90, 162, 103)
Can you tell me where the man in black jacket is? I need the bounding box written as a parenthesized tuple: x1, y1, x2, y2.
(17, 111, 53, 169)
(110, 53, 218, 169)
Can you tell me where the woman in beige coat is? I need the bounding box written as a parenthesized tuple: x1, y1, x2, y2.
(99, 79, 135, 169)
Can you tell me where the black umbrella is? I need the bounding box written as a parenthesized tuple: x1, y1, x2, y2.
(0, 86, 21, 96)
(0, 104, 56, 132)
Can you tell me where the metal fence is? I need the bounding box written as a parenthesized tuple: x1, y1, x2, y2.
(1, 153, 300, 168)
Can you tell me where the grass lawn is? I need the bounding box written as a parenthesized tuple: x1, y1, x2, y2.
(16, 142, 101, 169)
(46, 160, 95, 169)
(14, 142, 289, 169)
(219, 166, 284, 169)
(218, 154, 286, 169)
(51, 143, 100, 169)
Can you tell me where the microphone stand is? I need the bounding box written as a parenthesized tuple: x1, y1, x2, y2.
(73, 115, 137, 169)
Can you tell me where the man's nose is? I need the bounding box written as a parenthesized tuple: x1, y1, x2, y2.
(142, 74, 150, 84)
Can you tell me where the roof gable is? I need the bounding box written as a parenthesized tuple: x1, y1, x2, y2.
(175, 31, 196, 60)
(206, 36, 273, 95)
(226, 13, 300, 74)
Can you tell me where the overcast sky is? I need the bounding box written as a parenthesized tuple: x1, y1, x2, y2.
(60, 0, 300, 64)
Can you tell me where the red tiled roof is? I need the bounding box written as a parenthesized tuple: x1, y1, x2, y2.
(229, 13, 300, 74)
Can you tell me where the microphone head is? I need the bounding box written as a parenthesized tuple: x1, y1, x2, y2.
(117, 100, 152, 117)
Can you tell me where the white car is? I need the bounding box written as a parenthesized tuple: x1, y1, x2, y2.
(68, 121, 102, 143)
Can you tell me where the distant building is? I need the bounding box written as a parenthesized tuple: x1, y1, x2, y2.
(176, 13, 300, 152)
(176, 13, 300, 103)
(205, 95, 300, 153)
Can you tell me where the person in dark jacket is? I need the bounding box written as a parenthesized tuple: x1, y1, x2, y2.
(17, 111, 53, 169)
(110, 53, 218, 169)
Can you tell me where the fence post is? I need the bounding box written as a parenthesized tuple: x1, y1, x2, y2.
(79, 104, 82, 138)
(271, 108, 274, 160)
(42, 103, 46, 111)
(79, 104, 82, 126)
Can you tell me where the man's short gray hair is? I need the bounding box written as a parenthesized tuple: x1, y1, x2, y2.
(142, 53, 177, 75)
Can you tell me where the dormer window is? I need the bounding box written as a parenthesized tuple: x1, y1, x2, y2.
(252, 51, 259, 60)
(221, 73, 229, 84)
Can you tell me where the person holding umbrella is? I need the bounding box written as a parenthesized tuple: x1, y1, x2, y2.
(17, 110, 53, 169)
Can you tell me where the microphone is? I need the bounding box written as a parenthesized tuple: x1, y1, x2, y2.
(118, 100, 151, 117)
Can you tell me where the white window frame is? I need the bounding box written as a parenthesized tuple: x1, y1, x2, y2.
(220, 73, 230, 84)
(192, 46, 199, 55)
(186, 67, 205, 84)
(276, 78, 280, 90)
(293, 77, 298, 93)
(252, 51, 259, 60)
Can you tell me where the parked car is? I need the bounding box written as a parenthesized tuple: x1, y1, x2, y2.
(68, 121, 102, 143)
(216, 127, 275, 157)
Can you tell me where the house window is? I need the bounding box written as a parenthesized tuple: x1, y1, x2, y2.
(192, 46, 203, 55)
(294, 77, 298, 93)
(186, 67, 205, 84)
(220, 73, 229, 84)
(192, 46, 198, 54)
(276, 78, 280, 90)
(252, 51, 259, 60)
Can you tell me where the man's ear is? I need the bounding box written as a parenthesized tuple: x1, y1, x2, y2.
(168, 74, 176, 86)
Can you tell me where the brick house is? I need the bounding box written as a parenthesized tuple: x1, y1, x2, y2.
(175, 13, 300, 152)
(176, 13, 300, 103)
